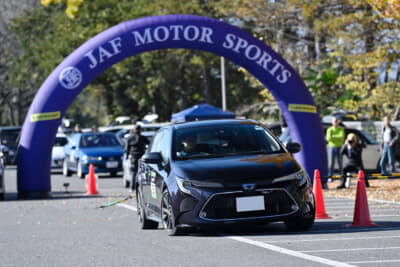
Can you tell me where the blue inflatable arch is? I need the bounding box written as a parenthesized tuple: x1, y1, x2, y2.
(17, 15, 327, 196)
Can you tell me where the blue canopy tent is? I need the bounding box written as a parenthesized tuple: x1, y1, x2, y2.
(171, 104, 235, 123)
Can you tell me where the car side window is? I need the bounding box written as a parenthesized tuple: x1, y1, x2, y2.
(159, 129, 171, 163)
(150, 130, 165, 153)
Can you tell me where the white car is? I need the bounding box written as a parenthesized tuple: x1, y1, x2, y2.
(51, 133, 68, 170)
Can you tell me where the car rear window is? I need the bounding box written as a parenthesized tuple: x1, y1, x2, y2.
(55, 137, 68, 146)
(173, 123, 284, 160)
(80, 134, 122, 148)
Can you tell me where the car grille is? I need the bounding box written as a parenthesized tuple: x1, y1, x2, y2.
(102, 157, 119, 161)
(199, 189, 298, 221)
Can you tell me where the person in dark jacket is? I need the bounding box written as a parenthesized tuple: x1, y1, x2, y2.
(380, 115, 399, 175)
(125, 124, 149, 190)
(337, 133, 369, 189)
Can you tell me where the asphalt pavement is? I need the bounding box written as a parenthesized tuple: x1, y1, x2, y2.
(1, 166, 400, 266)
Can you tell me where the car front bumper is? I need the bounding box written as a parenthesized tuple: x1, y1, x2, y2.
(81, 160, 123, 174)
(171, 180, 314, 228)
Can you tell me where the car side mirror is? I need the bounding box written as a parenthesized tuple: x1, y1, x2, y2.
(142, 152, 162, 164)
(286, 142, 302, 154)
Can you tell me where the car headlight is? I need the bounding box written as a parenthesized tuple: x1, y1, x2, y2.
(176, 176, 223, 195)
(176, 177, 192, 194)
(272, 169, 309, 187)
(296, 169, 310, 187)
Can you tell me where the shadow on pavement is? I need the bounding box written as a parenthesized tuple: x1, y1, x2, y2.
(188, 220, 400, 237)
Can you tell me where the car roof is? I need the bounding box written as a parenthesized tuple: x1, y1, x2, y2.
(171, 119, 259, 130)
(0, 126, 22, 131)
(78, 132, 116, 136)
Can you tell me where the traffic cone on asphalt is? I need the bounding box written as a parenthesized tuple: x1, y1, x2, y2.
(85, 164, 98, 195)
(313, 169, 331, 219)
(347, 170, 378, 227)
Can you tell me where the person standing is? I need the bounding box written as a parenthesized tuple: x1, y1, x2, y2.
(337, 133, 368, 189)
(326, 117, 345, 178)
(380, 115, 399, 175)
(125, 124, 149, 191)
(73, 124, 82, 133)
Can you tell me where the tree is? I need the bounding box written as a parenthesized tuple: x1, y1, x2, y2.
(8, 0, 262, 126)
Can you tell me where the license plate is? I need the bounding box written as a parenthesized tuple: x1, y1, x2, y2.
(106, 161, 118, 168)
(236, 196, 265, 212)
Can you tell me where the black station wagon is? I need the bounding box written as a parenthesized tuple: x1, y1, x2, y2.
(136, 119, 315, 235)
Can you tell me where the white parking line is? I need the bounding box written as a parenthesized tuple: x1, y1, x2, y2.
(334, 214, 400, 219)
(326, 196, 400, 205)
(305, 226, 400, 235)
(347, 259, 400, 264)
(228, 236, 355, 267)
(264, 235, 400, 243)
(117, 203, 354, 266)
(300, 247, 400, 253)
(326, 208, 397, 211)
(325, 205, 392, 208)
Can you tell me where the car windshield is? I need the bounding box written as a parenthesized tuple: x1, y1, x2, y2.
(173, 123, 283, 160)
(0, 129, 20, 147)
(80, 134, 122, 148)
(55, 137, 68, 146)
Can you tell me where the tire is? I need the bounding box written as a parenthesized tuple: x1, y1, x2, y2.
(376, 157, 382, 173)
(161, 189, 183, 236)
(285, 195, 315, 231)
(62, 159, 72, 177)
(76, 161, 84, 179)
(137, 187, 158, 229)
(124, 179, 130, 188)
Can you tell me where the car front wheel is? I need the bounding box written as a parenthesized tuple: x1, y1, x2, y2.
(285, 195, 315, 231)
(161, 189, 183, 236)
(62, 159, 72, 177)
(137, 187, 158, 229)
(76, 161, 84, 179)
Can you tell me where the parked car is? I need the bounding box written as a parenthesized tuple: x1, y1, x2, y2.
(136, 119, 315, 235)
(122, 131, 155, 188)
(279, 123, 386, 172)
(63, 132, 124, 178)
(51, 133, 69, 170)
(0, 126, 22, 165)
(0, 150, 4, 200)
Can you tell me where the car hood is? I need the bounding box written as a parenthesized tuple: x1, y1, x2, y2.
(172, 153, 301, 180)
(80, 146, 124, 157)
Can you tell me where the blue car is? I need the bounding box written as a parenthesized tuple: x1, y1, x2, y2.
(63, 132, 124, 178)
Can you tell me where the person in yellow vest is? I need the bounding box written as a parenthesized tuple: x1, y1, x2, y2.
(326, 117, 345, 180)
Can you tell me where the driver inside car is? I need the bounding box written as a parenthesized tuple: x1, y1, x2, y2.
(177, 134, 198, 157)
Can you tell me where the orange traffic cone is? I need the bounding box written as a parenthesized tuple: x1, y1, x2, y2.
(347, 170, 377, 227)
(85, 164, 99, 195)
(313, 169, 331, 219)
